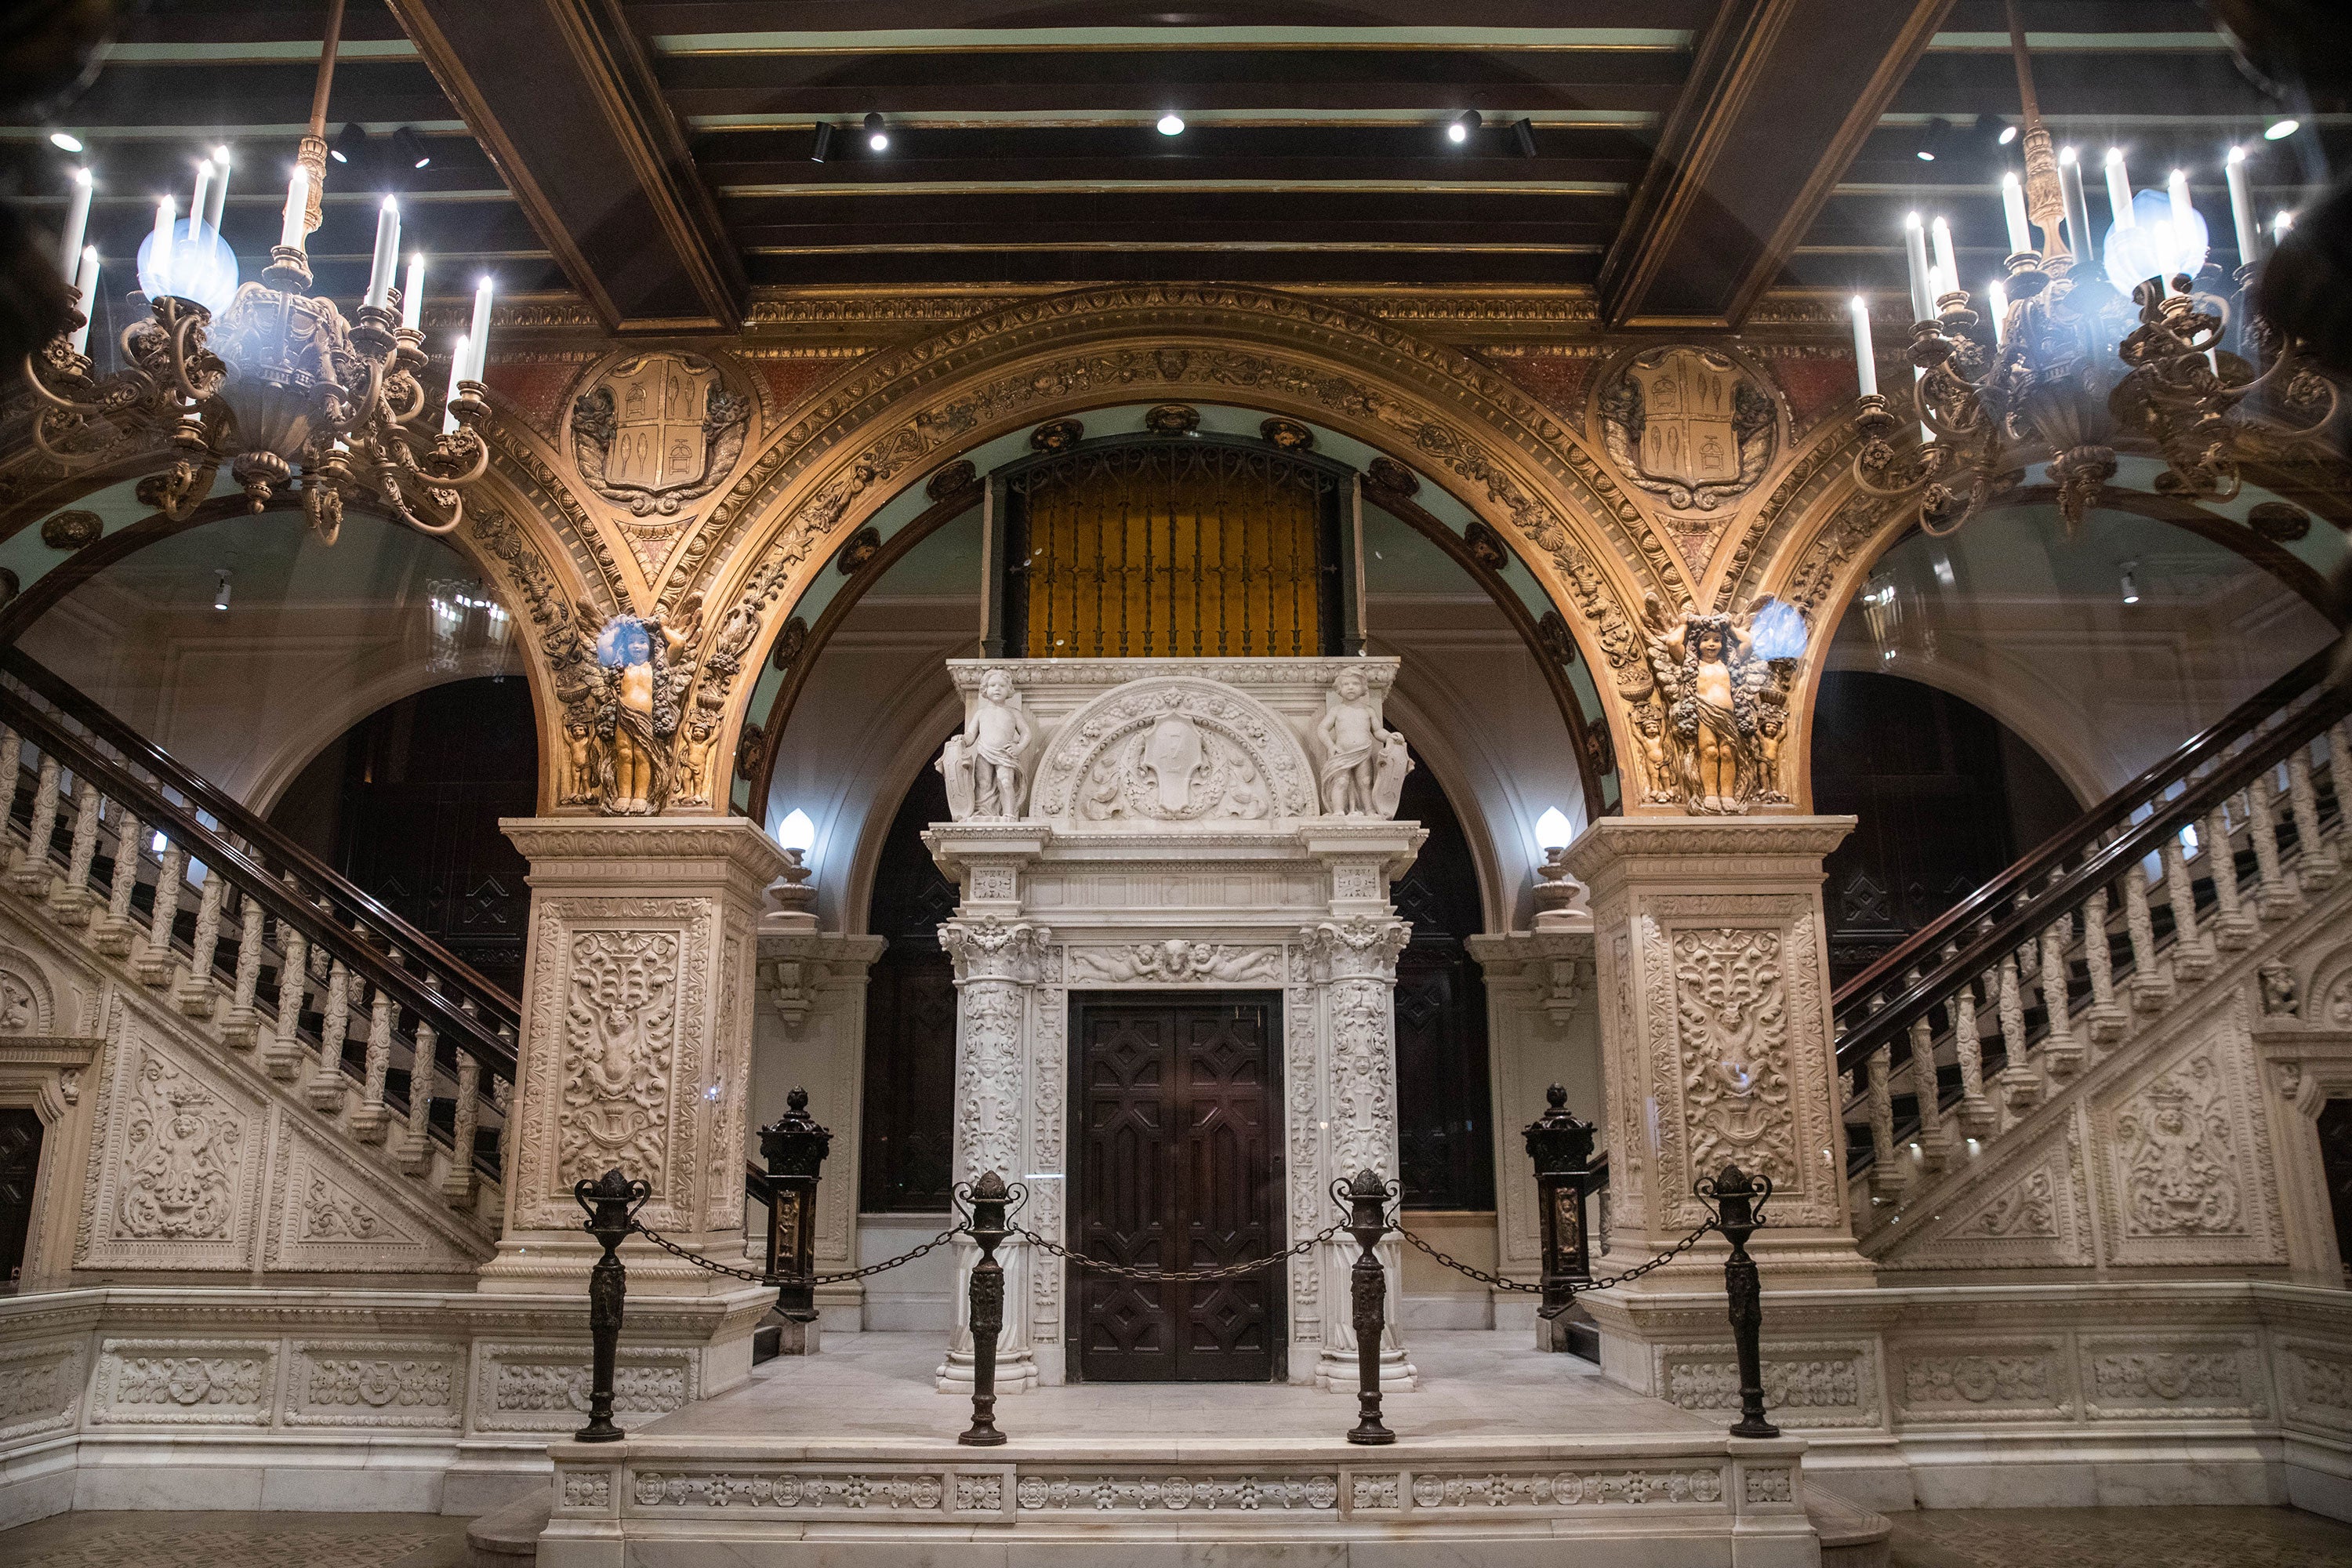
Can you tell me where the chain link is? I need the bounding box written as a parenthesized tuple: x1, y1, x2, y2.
(1014, 1221, 1349, 1283)
(630, 1220, 971, 1287)
(1395, 1221, 1719, 1318)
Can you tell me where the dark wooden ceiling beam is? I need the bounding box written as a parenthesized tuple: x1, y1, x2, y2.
(626, 1, 1717, 31)
(739, 249, 1606, 288)
(388, 0, 746, 332)
(1596, 0, 1954, 330)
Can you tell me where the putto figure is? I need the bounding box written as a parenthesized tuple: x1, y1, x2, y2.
(1630, 594, 1800, 815)
(1317, 667, 1412, 818)
(939, 669, 1033, 819)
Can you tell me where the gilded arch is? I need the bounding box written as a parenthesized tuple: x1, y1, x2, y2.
(662, 284, 1680, 814)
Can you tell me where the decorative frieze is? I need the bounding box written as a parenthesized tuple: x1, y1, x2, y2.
(92, 1338, 275, 1425)
(474, 1344, 694, 1432)
(0, 1338, 82, 1444)
(1661, 1341, 1877, 1428)
(2084, 1344, 2263, 1420)
(287, 1343, 463, 1427)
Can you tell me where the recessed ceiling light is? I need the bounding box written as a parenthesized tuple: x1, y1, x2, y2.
(1157, 112, 1185, 136)
(2263, 118, 2299, 140)
(49, 130, 82, 153)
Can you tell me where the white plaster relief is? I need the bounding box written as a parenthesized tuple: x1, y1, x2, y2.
(93, 1338, 276, 1425)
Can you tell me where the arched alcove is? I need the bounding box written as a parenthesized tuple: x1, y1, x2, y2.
(268, 677, 541, 995)
(1809, 670, 2078, 984)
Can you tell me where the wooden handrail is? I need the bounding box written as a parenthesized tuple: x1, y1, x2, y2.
(0, 647, 521, 1020)
(1831, 644, 2336, 1012)
(0, 683, 518, 1080)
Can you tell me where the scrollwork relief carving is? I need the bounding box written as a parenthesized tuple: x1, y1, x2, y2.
(1068, 942, 1283, 985)
(119, 1053, 241, 1241)
(561, 931, 679, 1191)
(2116, 1052, 2242, 1237)
(1672, 929, 1795, 1192)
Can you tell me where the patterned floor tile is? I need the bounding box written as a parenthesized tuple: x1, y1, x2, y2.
(0, 1513, 470, 1568)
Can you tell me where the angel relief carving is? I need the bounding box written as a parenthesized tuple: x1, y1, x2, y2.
(550, 598, 706, 815)
(1624, 595, 1802, 815)
(939, 669, 1031, 820)
(1316, 667, 1410, 818)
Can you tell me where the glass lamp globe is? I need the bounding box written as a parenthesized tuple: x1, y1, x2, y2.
(778, 808, 816, 852)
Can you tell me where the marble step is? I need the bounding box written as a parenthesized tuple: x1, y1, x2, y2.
(1810, 1484, 1893, 1568)
(466, 1489, 550, 1567)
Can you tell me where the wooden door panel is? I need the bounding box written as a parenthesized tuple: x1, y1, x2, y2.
(1074, 999, 1279, 1381)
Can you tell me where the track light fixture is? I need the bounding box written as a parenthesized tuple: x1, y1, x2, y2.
(1916, 117, 1951, 162)
(390, 126, 430, 169)
(809, 122, 833, 162)
(49, 129, 82, 153)
(1157, 111, 1185, 136)
(1447, 110, 1481, 145)
(2263, 118, 2298, 140)
(2118, 562, 2140, 606)
(864, 111, 889, 151)
(1513, 118, 1537, 158)
(329, 122, 368, 165)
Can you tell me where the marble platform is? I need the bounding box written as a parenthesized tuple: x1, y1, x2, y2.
(539, 1330, 1820, 1566)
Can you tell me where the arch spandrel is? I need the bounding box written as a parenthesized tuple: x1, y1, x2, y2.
(662, 284, 1686, 815)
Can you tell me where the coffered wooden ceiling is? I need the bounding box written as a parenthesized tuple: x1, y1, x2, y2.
(13, 0, 2345, 332)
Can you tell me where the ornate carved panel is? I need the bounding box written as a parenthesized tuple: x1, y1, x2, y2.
(2093, 1031, 2284, 1269)
(1890, 1339, 2074, 1423)
(286, 1342, 466, 1428)
(81, 1029, 266, 1272)
(1659, 1339, 1879, 1428)
(90, 1338, 275, 1426)
(474, 1343, 695, 1433)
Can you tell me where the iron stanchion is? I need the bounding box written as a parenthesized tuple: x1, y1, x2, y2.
(573, 1167, 651, 1444)
(1523, 1083, 1596, 1323)
(959, 1171, 1012, 1446)
(1338, 1168, 1397, 1446)
(759, 1087, 831, 1323)
(1694, 1162, 1778, 1439)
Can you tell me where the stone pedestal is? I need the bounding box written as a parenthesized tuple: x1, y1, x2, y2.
(479, 818, 786, 1295)
(753, 931, 885, 1330)
(1562, 818, 1871, 1290)
(921, 657, 1426, 1390)
(1468, 931, 1597, 1341)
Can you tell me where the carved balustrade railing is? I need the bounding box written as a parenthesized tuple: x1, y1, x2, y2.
(0, 651, 517, 1205)
(1829, 655, 2349, 1221)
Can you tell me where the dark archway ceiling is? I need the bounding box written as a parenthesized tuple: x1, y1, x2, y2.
(13, 1, 2345, 332)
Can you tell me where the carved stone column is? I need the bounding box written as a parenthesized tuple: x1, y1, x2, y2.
(936, 913, 1051, 1394)
(1563, 818, 1871, 1290)
(481, 819, 785, 1296)
(1467, 931, 1598, 1336)
(752, 931, 885, 1327)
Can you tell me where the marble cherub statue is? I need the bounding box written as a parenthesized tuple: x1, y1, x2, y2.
(1316, 666, 1411, 817)
(938, 668, 1032, 818)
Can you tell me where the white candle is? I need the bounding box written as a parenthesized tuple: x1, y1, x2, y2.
(1929, 216, 1958, 296)
(2104, 147, 2132, 229)
(443, 333, 469, 433)
(203, 147, 230, 234)
(1904, 212, 1934, 321)
(463, 275, 494, 383)
(280, 165, 310, 251)
(189, 160, 213, 243)
(149, 195, 176, 297)
(1849, 296, 1877, 397)
(2058, 147, 2091, 260)
(57, 167, 93, 283)
(363, 197, 401, 309)
(2165, 168, 2201, 281)
(66, 247, 99, 356)
(399, 252, 426, 330)
(1988, 279, 2009, 344)
(2000, 172, 2031, 255)
(2223, 147, 2259, 264)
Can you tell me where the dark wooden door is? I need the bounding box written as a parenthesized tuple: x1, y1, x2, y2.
(0, 1108, 42, 1292)
(1073, 997, 1280, 1382)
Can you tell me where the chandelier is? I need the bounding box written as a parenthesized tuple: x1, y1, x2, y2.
(21, 37, 492, 546)
(1846, 10, 2336, 536)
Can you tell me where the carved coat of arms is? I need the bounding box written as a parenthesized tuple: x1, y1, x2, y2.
(1598, 347, 1776, 511)
(569, 351, 750, 517)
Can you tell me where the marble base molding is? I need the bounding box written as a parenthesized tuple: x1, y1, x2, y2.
(1580, 1276, 2352, 1519)
(540, 1429, 1818, 1568)
(0, 1280, 770, 1530)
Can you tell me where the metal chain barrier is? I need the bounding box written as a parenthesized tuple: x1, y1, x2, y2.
(630, 1218, 969, 1287)
(1396, 1218, 1719, 1317)
(1013, 1220, 1349, 1283)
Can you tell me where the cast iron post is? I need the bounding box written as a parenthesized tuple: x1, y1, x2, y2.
(573, 1167, 651, 1444)
(959, 1170, 1011, 1446)
(1523, 1083, 1596, 1319)
(758, 1086, 831, 1322)
(1695, 1162, 1778, 1439)
(1340, 1168, 1396, 1446)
